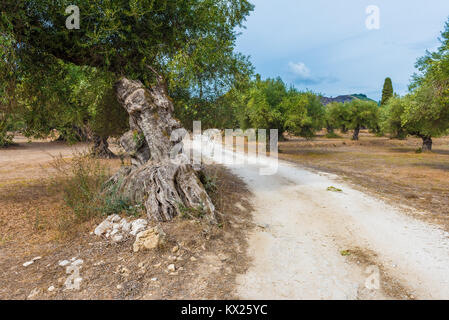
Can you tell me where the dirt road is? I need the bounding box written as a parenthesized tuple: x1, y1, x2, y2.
(201, 141, 449, 299)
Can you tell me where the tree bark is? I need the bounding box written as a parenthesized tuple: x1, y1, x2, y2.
(421, 136, 432, 152)
(91, 135, 116, 159)
(56, 125, 90, 142)
(352, 125, 360, 140)
(106, 78, 215, 223)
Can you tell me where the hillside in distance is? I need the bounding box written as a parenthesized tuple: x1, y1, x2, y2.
(320, 94, 377, 105)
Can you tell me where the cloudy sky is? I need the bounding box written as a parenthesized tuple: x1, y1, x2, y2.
(235, 0, 449, 101)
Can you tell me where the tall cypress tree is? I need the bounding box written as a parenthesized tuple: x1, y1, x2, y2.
(381, 77, 394, 106)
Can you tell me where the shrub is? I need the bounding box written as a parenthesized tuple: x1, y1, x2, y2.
(50, 153, 143, 226)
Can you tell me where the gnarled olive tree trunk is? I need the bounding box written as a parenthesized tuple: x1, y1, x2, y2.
(106, 77, 215, 223)
(352, 125, 360, 140)
(421, 135, 432, 152)
(91, 134, 116, 159)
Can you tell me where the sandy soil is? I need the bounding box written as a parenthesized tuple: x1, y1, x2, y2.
(201, 140, 449, 299)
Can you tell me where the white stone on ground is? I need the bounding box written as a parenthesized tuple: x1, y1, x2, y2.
(93, 216, 148, 244)
(58, 260, 70, 267)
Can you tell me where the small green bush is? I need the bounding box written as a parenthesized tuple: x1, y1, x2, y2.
(198, 170, 218, 194)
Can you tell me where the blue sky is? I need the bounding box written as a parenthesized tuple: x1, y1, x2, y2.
(235, 0, 449, 101)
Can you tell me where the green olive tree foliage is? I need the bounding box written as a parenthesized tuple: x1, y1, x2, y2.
(408, 20, 449, 150)
(379, 95, 407, 140)
(1, 1, 254, 82)
(1, 0, 254, 139)
(170, 57, 253, 130)
(346, 100, 379, 140)
(0, 34, 18, 146)
(324, 102, 352, 134)
(403, 86, 448, 151)
(230, 76, 324, 139)
(381, 19, 449, 151)
(15, 58, 128, 150)
(234, 77, 287, 138)
(381, 87, 447, 151)
(284, 91, 324, 139)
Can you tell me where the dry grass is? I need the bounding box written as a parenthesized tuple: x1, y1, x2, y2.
(0, 137, 253, 300)
(278, 130, 449, 231)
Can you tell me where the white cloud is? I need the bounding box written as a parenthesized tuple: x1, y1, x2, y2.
(288, 61, 337, 85)
(288, 62, 311, 79)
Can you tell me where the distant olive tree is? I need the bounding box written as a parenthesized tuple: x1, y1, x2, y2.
(381, 18, 449, 151)
(346, 100, 379, 140)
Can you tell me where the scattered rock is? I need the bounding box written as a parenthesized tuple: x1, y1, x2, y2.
(72, 259, 84, 266)
(130, 219, 148, 236)
(217, 253, 229, 261)
(94, 220, 113, 236)
(94, 216, 152, 245)
(167, 264, 176, 272)
(133, 227, 165, 252)
(172, 245, 179, 253)
(23, 256, 42, 267)
(27, 288, 41, 300)
(151, 277, 158, 281)
(190, 256, 197, 262)
(48, 286, 55, 292)
(119, 218, 131, 232)
(23, 261, 34, 267)
(108, 214, 121, 223)
(234, 202, 246, 211)
(112, 234, 124, 243)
